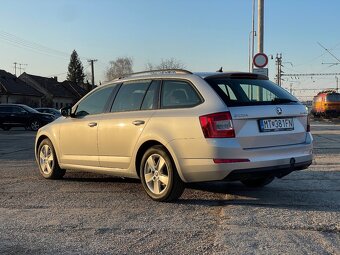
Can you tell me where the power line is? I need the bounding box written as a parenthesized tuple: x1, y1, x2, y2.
(0, 30, 89, 61)
(317, 42, 340, 64)
(282, 72, 340, 77)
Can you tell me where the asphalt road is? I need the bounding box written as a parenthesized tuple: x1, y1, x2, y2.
(0, 122, 339, 255)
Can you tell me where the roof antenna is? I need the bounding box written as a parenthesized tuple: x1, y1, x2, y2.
(216, 67, 223, 72)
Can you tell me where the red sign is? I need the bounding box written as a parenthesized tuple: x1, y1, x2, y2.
(253, 53, 268, 68)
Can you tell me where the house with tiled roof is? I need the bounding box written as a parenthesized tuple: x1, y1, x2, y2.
(19, 72, 86, 109)
(60, 80, 88, 99)
(0, 70, 43, 107)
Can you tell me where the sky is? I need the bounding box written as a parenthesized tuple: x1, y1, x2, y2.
(1, 0, 340, 100)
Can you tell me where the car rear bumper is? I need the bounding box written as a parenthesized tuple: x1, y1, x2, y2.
(168, 132, 313, 183)
(224, 159, 312, 181)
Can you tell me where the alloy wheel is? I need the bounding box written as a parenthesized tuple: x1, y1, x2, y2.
(31, 120, 40, 131)
(39, 144, 54, 175)
(143, 153, 169, 195)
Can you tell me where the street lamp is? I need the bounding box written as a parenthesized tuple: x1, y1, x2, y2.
(249, 0, 256, 72)
(248, 31, 256, 72)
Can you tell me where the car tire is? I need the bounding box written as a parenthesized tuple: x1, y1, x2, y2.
(140, 145, 185, 202)
(241, 176, 274, 188)
(37, 138, 66, 179)
(30, 119, 40, 131)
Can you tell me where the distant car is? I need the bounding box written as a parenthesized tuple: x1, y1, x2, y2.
(35, 107, 62, 118)
(0, 104, 55, 131)
(35, 70, 313, 202)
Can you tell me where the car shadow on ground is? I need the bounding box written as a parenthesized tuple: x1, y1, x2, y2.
(178, 179, 339, 212)
(55, 170, 340, 213)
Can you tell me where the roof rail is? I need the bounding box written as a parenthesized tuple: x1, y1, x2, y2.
(117, 69, 192, 79)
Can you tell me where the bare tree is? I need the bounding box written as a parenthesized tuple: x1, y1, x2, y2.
(145, 58, 185, 71)
(145, 62, 154, 71)
(106, 57, 133, 81)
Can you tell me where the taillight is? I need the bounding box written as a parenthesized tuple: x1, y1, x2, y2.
(307, 115, 310, 132)
(199, 112, 235, 138)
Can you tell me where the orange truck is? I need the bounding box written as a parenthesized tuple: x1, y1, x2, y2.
(311, 90, 340, 118)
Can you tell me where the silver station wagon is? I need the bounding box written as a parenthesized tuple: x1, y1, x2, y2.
(35, 70, 313, 201)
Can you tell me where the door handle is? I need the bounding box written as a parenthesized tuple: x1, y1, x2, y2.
(88, 122, 97, 127)
(132, 120, 145, 126)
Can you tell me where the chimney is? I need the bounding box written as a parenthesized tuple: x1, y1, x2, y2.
(53, 76, 57, 81)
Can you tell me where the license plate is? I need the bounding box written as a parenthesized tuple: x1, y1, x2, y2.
(259, 118, 294, 132)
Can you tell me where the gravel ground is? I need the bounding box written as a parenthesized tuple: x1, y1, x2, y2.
(0, 122, 339, 255)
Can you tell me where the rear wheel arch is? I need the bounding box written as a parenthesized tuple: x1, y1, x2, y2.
(135, 140, 163, 178)
(135, 140, 186, 182)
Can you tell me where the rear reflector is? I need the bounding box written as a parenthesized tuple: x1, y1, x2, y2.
(199, 112, 235, 138)
(213, 158, 250, 164)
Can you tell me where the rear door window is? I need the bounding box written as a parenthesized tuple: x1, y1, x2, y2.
(161, 80, 202, 108)
(206, 78, 298, 106)
(111, 80, 151, 112)
(140, 80, 160, 110)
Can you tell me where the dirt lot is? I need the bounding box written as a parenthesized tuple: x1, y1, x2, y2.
(0, 121, 339, 254)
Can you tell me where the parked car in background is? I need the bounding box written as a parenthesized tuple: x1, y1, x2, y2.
(35, 70, 313, 202)
(35, 107, 62, 119)
(0, 104, 55, 131)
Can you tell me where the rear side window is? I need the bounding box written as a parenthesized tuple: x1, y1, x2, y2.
(161, 80, 201, 108)
(111, 80, 151, 112)
(206, 78, 298, 106)
(75, 84, 117, 117)
(0, 106, 12, 113)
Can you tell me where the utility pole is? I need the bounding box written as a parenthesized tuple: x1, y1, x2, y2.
(88, 59, 97, 89)
(258, 0, 264, 53)
(275, 54, 283, 86)
(13, 62, 17, 76)
(14, 63, 27, 76)
(336, 76, 339, 92)
(18, 63, 27, 75)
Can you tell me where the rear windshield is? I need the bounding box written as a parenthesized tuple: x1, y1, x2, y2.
(205, 78, 299, 106)
(21, 105, 39, 113)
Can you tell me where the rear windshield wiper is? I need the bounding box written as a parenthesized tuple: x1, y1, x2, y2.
(271, 98, 298, 104)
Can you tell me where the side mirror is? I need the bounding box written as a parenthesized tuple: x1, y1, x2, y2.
(60, 106, 73, 117)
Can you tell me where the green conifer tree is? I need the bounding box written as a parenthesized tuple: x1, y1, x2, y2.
(67, 50, 85, 85)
